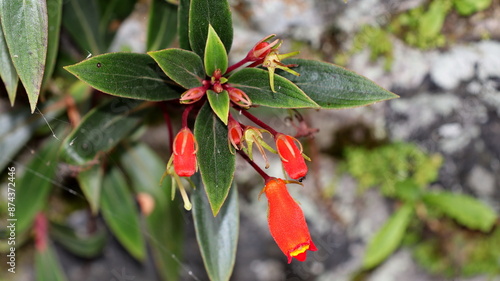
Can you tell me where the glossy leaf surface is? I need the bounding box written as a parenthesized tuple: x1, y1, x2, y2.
(147, 0, 177, 51)
(76, 164, 103, 214)
(189, 0, 232, 58)
(278, 58, 399, 109)
(204, 25, 228, 76)
(363, 204, 413, 269)
(194, 103, 235, 215)
(193, 175, 239, 281)
(148, 48, 205, 89)
(60, 98, 144, 166)
(35, 243, 68, 281)
(62, 0, 103, 54)
(42, 0, 62, 88)
(0, 0, 48, 112)
(423, 192, 497, 232)
(207, 90, 229, 125)
(101, 167, 146, 261)
(16, 138, 61, 235)
(228, 68, 319, 108)
(119, 143, 184, 281)
(0, 22, 18, 105)
(65, 53, 181, 101)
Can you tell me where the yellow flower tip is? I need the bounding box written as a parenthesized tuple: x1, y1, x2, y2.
(290, 244, 310, 258)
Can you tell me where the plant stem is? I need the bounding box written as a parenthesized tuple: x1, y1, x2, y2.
(237, 150, 270, 181)
(182, 104, 194, 128)
(240, 109, 279, 136)
(159, 102, 174, 154)
(226, 57, 249, 74)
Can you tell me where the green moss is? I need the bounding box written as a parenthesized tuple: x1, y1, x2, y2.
(342, 142, 443, 197)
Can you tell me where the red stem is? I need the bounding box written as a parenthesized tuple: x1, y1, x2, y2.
(160, 102, 174, 154)
(182, 104, 194, 128)
(240, 109, 279, 136)
(237, 150, 271, 181)
(226, 56, 250, 74)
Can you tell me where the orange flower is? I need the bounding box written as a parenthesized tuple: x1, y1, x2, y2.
(180, 86, 206, 104)
(275, 133, 308, 180)
(227, 86, 252, 108)
(264, 178, 317, 263)
(173, 127, 198, 177)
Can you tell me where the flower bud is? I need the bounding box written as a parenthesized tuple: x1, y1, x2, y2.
(173, 128, 197, 177)
(227, 86, 252, 108)
(275, 133, 308, 180)
(180, 86, 206, 104)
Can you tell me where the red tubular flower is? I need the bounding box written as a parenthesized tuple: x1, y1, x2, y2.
(246, 34, 279, 62)
(264, 178, 317, 263)
(228, 117, 243, 150)
(173, 127, 197, 177)
(275, 133, 308, 180)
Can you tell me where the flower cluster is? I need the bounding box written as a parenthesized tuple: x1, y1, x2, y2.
(161, 35, 317, 263)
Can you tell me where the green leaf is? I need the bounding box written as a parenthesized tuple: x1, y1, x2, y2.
(16, 138, 61, 235)
(65, 53, 182, 101)
(207, 90, 229, 125)
(35, 243, 68, 281)
(42, 0, 62, 89)
(204, 25, 228, 76)
(178, 0, 190, 50)
(119, 143, 184, 281)
(453, 0, 491, 15)
(62, 0, 104, 55)
(49, 222, 107, 258)
(148, 48, 205, 89)
(101, 167, 146, 261)
(363, 204, 413, 269)
(278, 58, 399, 109)
(189, 0, 232, 58)
(423, 192, 497, 232)
(60, 98, 144, 166)
(147, 0, 177, 51)
(76, 164, 103, 214)
(194, 103, 235, 215)
(0, 22, 18, 105)
(0, 0, 48, 112)
(228, 68, 319, 108)
(192, 174, 239, 281)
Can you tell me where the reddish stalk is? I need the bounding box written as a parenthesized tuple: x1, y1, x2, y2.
(240, 109, 279, 136)
(237, 150, 271, 182)
(182, 104, 195, 128)
(226, 57, 250, 74)
(159, 102, 174, 154)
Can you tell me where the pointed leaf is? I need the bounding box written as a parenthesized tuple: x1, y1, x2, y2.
(228, 68, 319, 108)
(363, 204, 413, 269)
(119, 143, 184, 281)
(42, 0, 63, 89)
(178, 0, 190, 50)
(76, 164, 103, 214)
(60, 98, 144, 166)
(278, 58, 399, 109)
(194, 103, 235, 215)
(189, 0, 232, 57)
(148, 48, 205, 89)
(147, 0, 177, 51)
(192, 175, 239, 281)
(16, 138, 61, 235)
(65, 53, 182, 101)
(35, 243, 68, 281)
(0, 0, 48, 112)
(49, 222, 106, 258)
(423, 192, 497, 232)
(62, 0, 103, 54)
(0, 23, 18, 105)
(101, 167, 146, 261)
(207, 90, 229, 125)
(204, 25, 228, 76)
